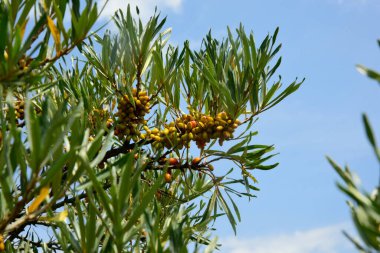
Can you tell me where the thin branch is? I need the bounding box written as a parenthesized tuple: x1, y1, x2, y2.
(100, 139, 154, 164)
(14, 234, 61, 251)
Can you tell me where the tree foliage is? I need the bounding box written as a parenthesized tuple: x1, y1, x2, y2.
(0, 1, 302, 252)
(328, 40, 380, 252)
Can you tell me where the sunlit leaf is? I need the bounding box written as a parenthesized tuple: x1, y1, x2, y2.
(47, 16, 61, 54)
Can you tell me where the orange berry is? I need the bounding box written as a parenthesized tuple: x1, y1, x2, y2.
(169, 157, 179, 166)
(0, 237, 4, 252)
(192, 157, 202, 165)
(164, 172, 172, 183)
(190, 120, 197, 128)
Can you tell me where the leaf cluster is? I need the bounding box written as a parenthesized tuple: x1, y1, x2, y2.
(328, 41, 380, 253)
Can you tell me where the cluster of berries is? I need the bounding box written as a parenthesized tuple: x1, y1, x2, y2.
(14, 100, 25, 124)
(112, 89, 240, 151)
(147, 112, 240, 150)
(88, 108, 113, 131)
(193, 111, 240, 147)
(2, 99, 25, 125)
(114, 89, 150, 142)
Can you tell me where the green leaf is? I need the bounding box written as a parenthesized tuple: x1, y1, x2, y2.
(250, 163, 279, 170)
(362, 114, 380, 162)
(25, 99, 41, 172)
(357, 64, 380, 84)
(217, 191, 237, 234)
(0, 5, 8, 58)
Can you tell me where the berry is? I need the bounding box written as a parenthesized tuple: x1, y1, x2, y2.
(192, 157, 201, 165)
(168, 157, 179, 166)
(0, 234, 4, 252)
(164, 172, 172, 183)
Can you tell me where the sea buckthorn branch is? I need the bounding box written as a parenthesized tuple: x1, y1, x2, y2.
(100, 139, 154, 165)
(13, 234, 61, 251)
(143, 160, 211, 172)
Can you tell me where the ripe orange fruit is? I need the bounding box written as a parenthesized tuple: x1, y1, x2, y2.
(190, 120, 197, 128)
(192, 157, 202, 165)
(0, 234, 4, 251)
(168, 157, 179, 166)
(164, 172, 172, 183)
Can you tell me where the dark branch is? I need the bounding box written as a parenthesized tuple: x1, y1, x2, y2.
(100, 139, 154, 164)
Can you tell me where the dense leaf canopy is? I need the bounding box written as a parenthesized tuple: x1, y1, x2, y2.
(0, 1, 302, 252)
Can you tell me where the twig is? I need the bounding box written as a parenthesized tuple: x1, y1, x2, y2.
(100, 139, 154, 164)
(14, 234, 61, 251)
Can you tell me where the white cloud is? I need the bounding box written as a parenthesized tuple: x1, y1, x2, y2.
(98, 0, 183, 21)
(221, 223, 355, 253)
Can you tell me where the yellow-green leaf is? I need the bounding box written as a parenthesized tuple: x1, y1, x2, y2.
(39, 210, 68, 222)
(28, 186, 50, 213)
(20, 18, 28, 40)
(47, 16, 61, 54)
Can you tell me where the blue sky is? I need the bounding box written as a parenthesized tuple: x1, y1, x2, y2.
(97, 1, 380, 252)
